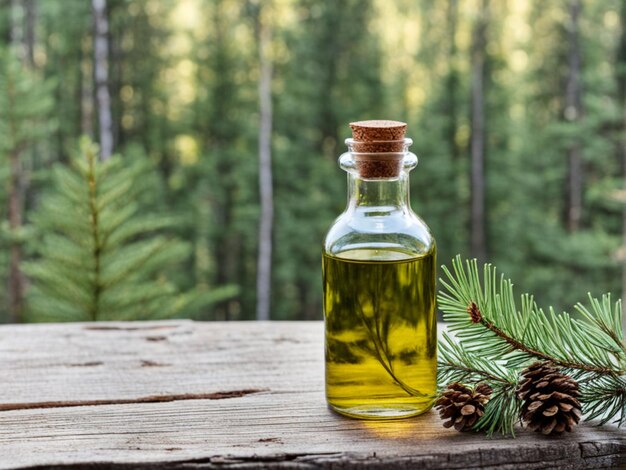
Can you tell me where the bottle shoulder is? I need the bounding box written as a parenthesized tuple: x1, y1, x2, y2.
(323, 208, 435, 258)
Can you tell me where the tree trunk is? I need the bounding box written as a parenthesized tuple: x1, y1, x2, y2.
(81, 36, 93, 136)
(1, 0, 10, 44)
(318, 4, 340, 159)
(565, 0, 583, 233)
(255, 3, 273, 321)
(5, 0, 32, 323)
(92, 0, 113, 160)
(22, 0, 34, 67)
(21, 0, 35, 214)
(7, 148, 24, 323)
(9, 0, 36, 66)
(446, 0, 459, 162)
(207, 0, 238, 321)
(6, 58, 24, 323)
(617, 0, 626, 312)
(10, 0, 20, 46)
(470, 0, 488, 263)
(7, 148, 24, 324)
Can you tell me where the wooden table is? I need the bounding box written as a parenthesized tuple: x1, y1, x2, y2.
(0, 321, 624, 469)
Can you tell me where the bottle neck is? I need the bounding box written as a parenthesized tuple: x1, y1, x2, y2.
(347, 173, 411, 212)
(338, 142, 418, 214)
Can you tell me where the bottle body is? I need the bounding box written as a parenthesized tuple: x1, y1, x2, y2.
(322, 140, 437, 419)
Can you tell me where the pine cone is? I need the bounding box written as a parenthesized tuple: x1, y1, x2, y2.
(435, 382, 493, 431)
(516, 362, 582, 435)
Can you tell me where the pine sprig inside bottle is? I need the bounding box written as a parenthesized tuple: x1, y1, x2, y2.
(436, 256, 626, 436)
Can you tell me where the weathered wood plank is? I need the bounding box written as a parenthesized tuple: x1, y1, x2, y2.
(0, 321, 320, 406)
(1, 396, 625, 469)
(0, 321, 624, 469)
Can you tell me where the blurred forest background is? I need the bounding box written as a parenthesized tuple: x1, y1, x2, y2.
(0, 0, 625, 323)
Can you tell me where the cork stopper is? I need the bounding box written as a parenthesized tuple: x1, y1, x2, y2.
(350, 120, 407, 142)
(349, 120, 408, 178)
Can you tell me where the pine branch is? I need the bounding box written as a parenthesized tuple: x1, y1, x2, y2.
(580, 374, 626, 426)
(474, 383, 520, 437)
(468, 301, 619, 375)
(438, 332, 520, 437)
(439, 256, 626, 376)
(575, 294, 626, 358)
(355, 297, 428, 398)
(438, 332, 515, 387)
(438, 255, 626, 431)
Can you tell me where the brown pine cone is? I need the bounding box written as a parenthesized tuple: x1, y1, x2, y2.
(435, 382, 493, 431)
(516, 361, 582, 435)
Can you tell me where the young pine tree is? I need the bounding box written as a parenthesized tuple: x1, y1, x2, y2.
(23, 138, 227, 322)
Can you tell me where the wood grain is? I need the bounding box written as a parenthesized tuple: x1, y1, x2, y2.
(0, 321, 624, 469)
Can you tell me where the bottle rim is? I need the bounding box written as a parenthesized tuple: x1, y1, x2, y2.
(344, 137, 413, 156)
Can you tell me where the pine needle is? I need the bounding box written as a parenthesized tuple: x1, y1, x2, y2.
(438, 255, 626, 433)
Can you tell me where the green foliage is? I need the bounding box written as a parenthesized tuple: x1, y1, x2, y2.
(489, 0, 623, 310)
(581, 374, 626, 426)
(0, 51, 56, 155)
(181, 0, 259, 320)
(271, 0, 383, 320)
(438, 256, 626, 434)
(23, 138, 236, 321)
(0, 1, 625, 322)
(440, 256, 626, 374)
(438, 333, 520, 436)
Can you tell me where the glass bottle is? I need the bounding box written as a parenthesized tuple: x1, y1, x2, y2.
(322, 120, 437, 419)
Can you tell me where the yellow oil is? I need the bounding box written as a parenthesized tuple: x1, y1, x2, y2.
(322, 248, 437, 419)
